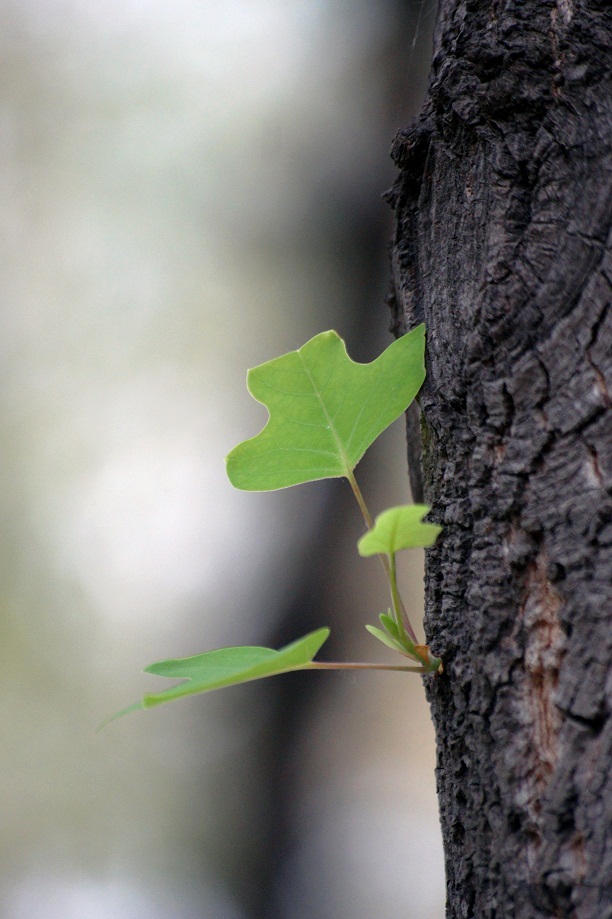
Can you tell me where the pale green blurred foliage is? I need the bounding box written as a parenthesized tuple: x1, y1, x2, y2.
(0, 1, 443, 917)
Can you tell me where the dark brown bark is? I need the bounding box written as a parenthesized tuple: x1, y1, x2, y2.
(388, 2, 612, 916)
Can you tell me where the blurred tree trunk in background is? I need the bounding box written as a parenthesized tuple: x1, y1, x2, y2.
(389, 1, 611, 916)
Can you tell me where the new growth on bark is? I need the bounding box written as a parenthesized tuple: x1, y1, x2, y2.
(388, 2, 611, 916)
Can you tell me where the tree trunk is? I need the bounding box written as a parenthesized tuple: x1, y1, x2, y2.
(388, 2, 611, 916)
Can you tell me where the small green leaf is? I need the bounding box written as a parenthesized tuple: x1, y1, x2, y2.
(366, 624, 406, 654)
(357, 505, 441, 557)
(226, 325, 425, 491)
(379, 612, 400, 640)
(104, 628, 330, 724)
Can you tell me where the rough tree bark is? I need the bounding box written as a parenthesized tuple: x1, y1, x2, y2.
(388, 2, 611, 917)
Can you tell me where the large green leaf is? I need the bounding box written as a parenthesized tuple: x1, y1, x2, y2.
(226, 324, 425, 490)
(357, 505, 441, 557)
(103, 628, 330, 724)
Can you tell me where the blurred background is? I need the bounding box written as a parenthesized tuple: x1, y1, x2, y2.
(0, 1, 443, 917)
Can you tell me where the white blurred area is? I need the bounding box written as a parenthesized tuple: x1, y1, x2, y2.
(0, 1, 444, 917)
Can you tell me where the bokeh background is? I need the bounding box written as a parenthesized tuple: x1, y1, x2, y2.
(0, 1, 443, 917)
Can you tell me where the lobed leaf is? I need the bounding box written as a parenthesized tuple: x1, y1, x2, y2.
(103, 628, 330, 725)
(226, 325, 425, 491)
(357, 504, 441, 557)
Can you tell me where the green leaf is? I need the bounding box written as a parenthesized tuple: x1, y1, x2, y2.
(369, 614, 419, 658)
(365, 624, 406, 654)
(379, 612, 400, 640)
(103, 628, 329, 724)
(357, 505, 441, 557)
(226, 324, 425, 491)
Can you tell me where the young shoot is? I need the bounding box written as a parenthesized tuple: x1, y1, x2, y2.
(105, 324, 442, 726)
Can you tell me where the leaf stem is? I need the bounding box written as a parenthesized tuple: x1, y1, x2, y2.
(346, 468, 374, 529)
(346, 469, 418, 643)
(308, 661, 429, 673)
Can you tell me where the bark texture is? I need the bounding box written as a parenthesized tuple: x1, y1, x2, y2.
(388, 2, 612, 916)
